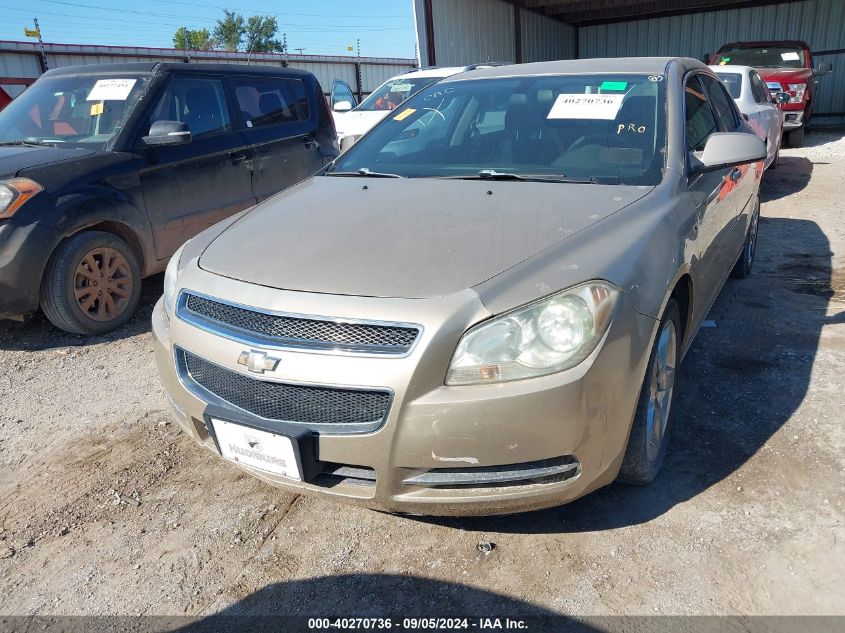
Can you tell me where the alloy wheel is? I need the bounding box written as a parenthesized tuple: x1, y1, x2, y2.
(645, 320, 677, 462)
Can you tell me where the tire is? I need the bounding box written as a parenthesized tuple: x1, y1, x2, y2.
(787, 126, 805, 148)
(730, 196, 760, 279)
(618, 298, 682, 485)
(41, 231, 142, 336)
(769, 139, 779, 170)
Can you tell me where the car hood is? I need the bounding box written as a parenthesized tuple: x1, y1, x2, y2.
(756, 67, 813, 84)
(332, 110, 390, 138)
(199, 177, 652, 299)
(0, 144, 96, 178)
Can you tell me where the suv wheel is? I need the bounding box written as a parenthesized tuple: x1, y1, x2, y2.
(41, 231, 142, 335)
(618, 298, 681, 485)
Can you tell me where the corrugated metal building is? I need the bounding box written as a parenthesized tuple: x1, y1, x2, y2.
(0, 40, 415, 101)
(414, 0, 845, 125)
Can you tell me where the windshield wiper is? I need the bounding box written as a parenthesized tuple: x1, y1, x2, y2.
(325, 167, 405, 178)
(0, 140, 55, 147)
(445, 169, 598, 184)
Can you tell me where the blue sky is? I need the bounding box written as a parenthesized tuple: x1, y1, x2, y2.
(0, 0, 418, 59)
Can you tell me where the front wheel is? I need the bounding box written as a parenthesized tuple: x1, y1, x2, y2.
(41, 231, 142, 335)
(769, 138, 779, 170)
(617, 298, 681, 485)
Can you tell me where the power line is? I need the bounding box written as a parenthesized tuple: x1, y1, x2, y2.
(32, 0, 412, 29)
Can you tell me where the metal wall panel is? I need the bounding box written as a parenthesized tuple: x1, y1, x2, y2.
(519, 8, 577, 63)
(0, 51, 41, 78)
(430, 0, 516, 66)
(579, 0, 845, 123)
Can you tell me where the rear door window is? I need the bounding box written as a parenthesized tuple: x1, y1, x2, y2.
(230, 76, 311, 129)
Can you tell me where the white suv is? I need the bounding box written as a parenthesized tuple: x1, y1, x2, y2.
(331, 64, 507, 151)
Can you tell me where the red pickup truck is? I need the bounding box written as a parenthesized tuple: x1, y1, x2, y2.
(711, 40, 832, 147)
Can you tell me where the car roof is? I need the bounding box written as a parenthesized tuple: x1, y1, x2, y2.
(717, 40, 810, 50)
(710, 64, 755, 74)
(441, 57, 706, 81)
(41, 61, 314, 79)
(397, 66, 469, 79)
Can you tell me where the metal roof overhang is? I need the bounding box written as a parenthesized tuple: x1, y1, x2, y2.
(510, 0, 799, 25)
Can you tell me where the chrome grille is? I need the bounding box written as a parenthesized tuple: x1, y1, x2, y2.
(177, 349, 391, 432)
(180, 293, 420, 355)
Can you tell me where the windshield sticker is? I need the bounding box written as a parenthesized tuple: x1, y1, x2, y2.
(547, 94, 624, 120)
(86, 79, 136, 101)
(617, 123, 647, 134)
(600, 81, 628, 92)
(393, 107, 416, 121)
(89, 102, 104, 116)
(391, 83, 413, 92)
(648, 75, 664, 82)
(781, 51, 800, 61)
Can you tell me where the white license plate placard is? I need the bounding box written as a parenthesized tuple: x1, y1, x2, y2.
(211, 418, 301, 480)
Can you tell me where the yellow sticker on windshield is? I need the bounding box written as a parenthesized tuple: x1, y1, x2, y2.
(394, 108, 416, 121)
(90, 102, 104, 115)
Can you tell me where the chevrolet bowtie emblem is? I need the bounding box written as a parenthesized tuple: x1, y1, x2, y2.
(237, 350, 280, 374)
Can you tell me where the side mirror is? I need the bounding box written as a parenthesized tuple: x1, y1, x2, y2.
(814, 62, 832, 75)
(690, 132, 767, 174)
(775, 91, 791, 104)
(333, 100, 353, 113)
(143, 120, 191, 146)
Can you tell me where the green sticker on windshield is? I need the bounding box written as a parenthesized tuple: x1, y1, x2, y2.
(600, 81, 627, 91)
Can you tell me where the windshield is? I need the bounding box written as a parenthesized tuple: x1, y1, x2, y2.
(356, 76, 445, 112)
(0, 73, 149, 149)
(715, 72, 743, 99)
(331, 74, 666, 185)
(714, 46, 805, 69)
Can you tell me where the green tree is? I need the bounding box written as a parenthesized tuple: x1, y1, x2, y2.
(172, 27, 214, 51)
(244, 15, 285, 53)
(213, 10, 245, 52)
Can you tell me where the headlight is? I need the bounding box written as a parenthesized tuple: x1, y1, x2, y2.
(163, 242, 188, 316)
(446, 281, 620, 386)
(0, 178, 43, 218)
(787, 83, 806, 103)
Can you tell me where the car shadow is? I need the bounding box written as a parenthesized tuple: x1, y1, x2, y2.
(760, 156, 812, 201)
(171, 573, 593, 632)
(417, 215, 837, 534)
(0, 274, 162, 352)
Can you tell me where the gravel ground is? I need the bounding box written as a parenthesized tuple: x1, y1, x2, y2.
(1, 130, 844, 619)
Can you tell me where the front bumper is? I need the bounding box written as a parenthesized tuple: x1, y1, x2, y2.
(153, 267, 657, 516)
(0, 219, 58, 318)
(781, 109, 805, 129)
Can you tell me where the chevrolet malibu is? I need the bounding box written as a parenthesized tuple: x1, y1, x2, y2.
(154, 58, 766, 515)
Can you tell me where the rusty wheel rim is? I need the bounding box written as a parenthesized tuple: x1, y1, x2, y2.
(73, 247, 133, 322)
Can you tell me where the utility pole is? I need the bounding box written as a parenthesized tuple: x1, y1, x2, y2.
(355, 38, 362, 103)
(282, 32, 288, 67)
(294, 47, 305, 55)
(33, 18, 48, 72)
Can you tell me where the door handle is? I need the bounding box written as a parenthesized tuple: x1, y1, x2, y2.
(302, 136, 318, 150)
(729, 167, 742, 182)
(229, 152, 248, 165)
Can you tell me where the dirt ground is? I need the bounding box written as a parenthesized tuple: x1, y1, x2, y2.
(1, 130, 844, 620)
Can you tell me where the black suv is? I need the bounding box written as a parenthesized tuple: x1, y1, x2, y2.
(0, 62, 338, 334)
